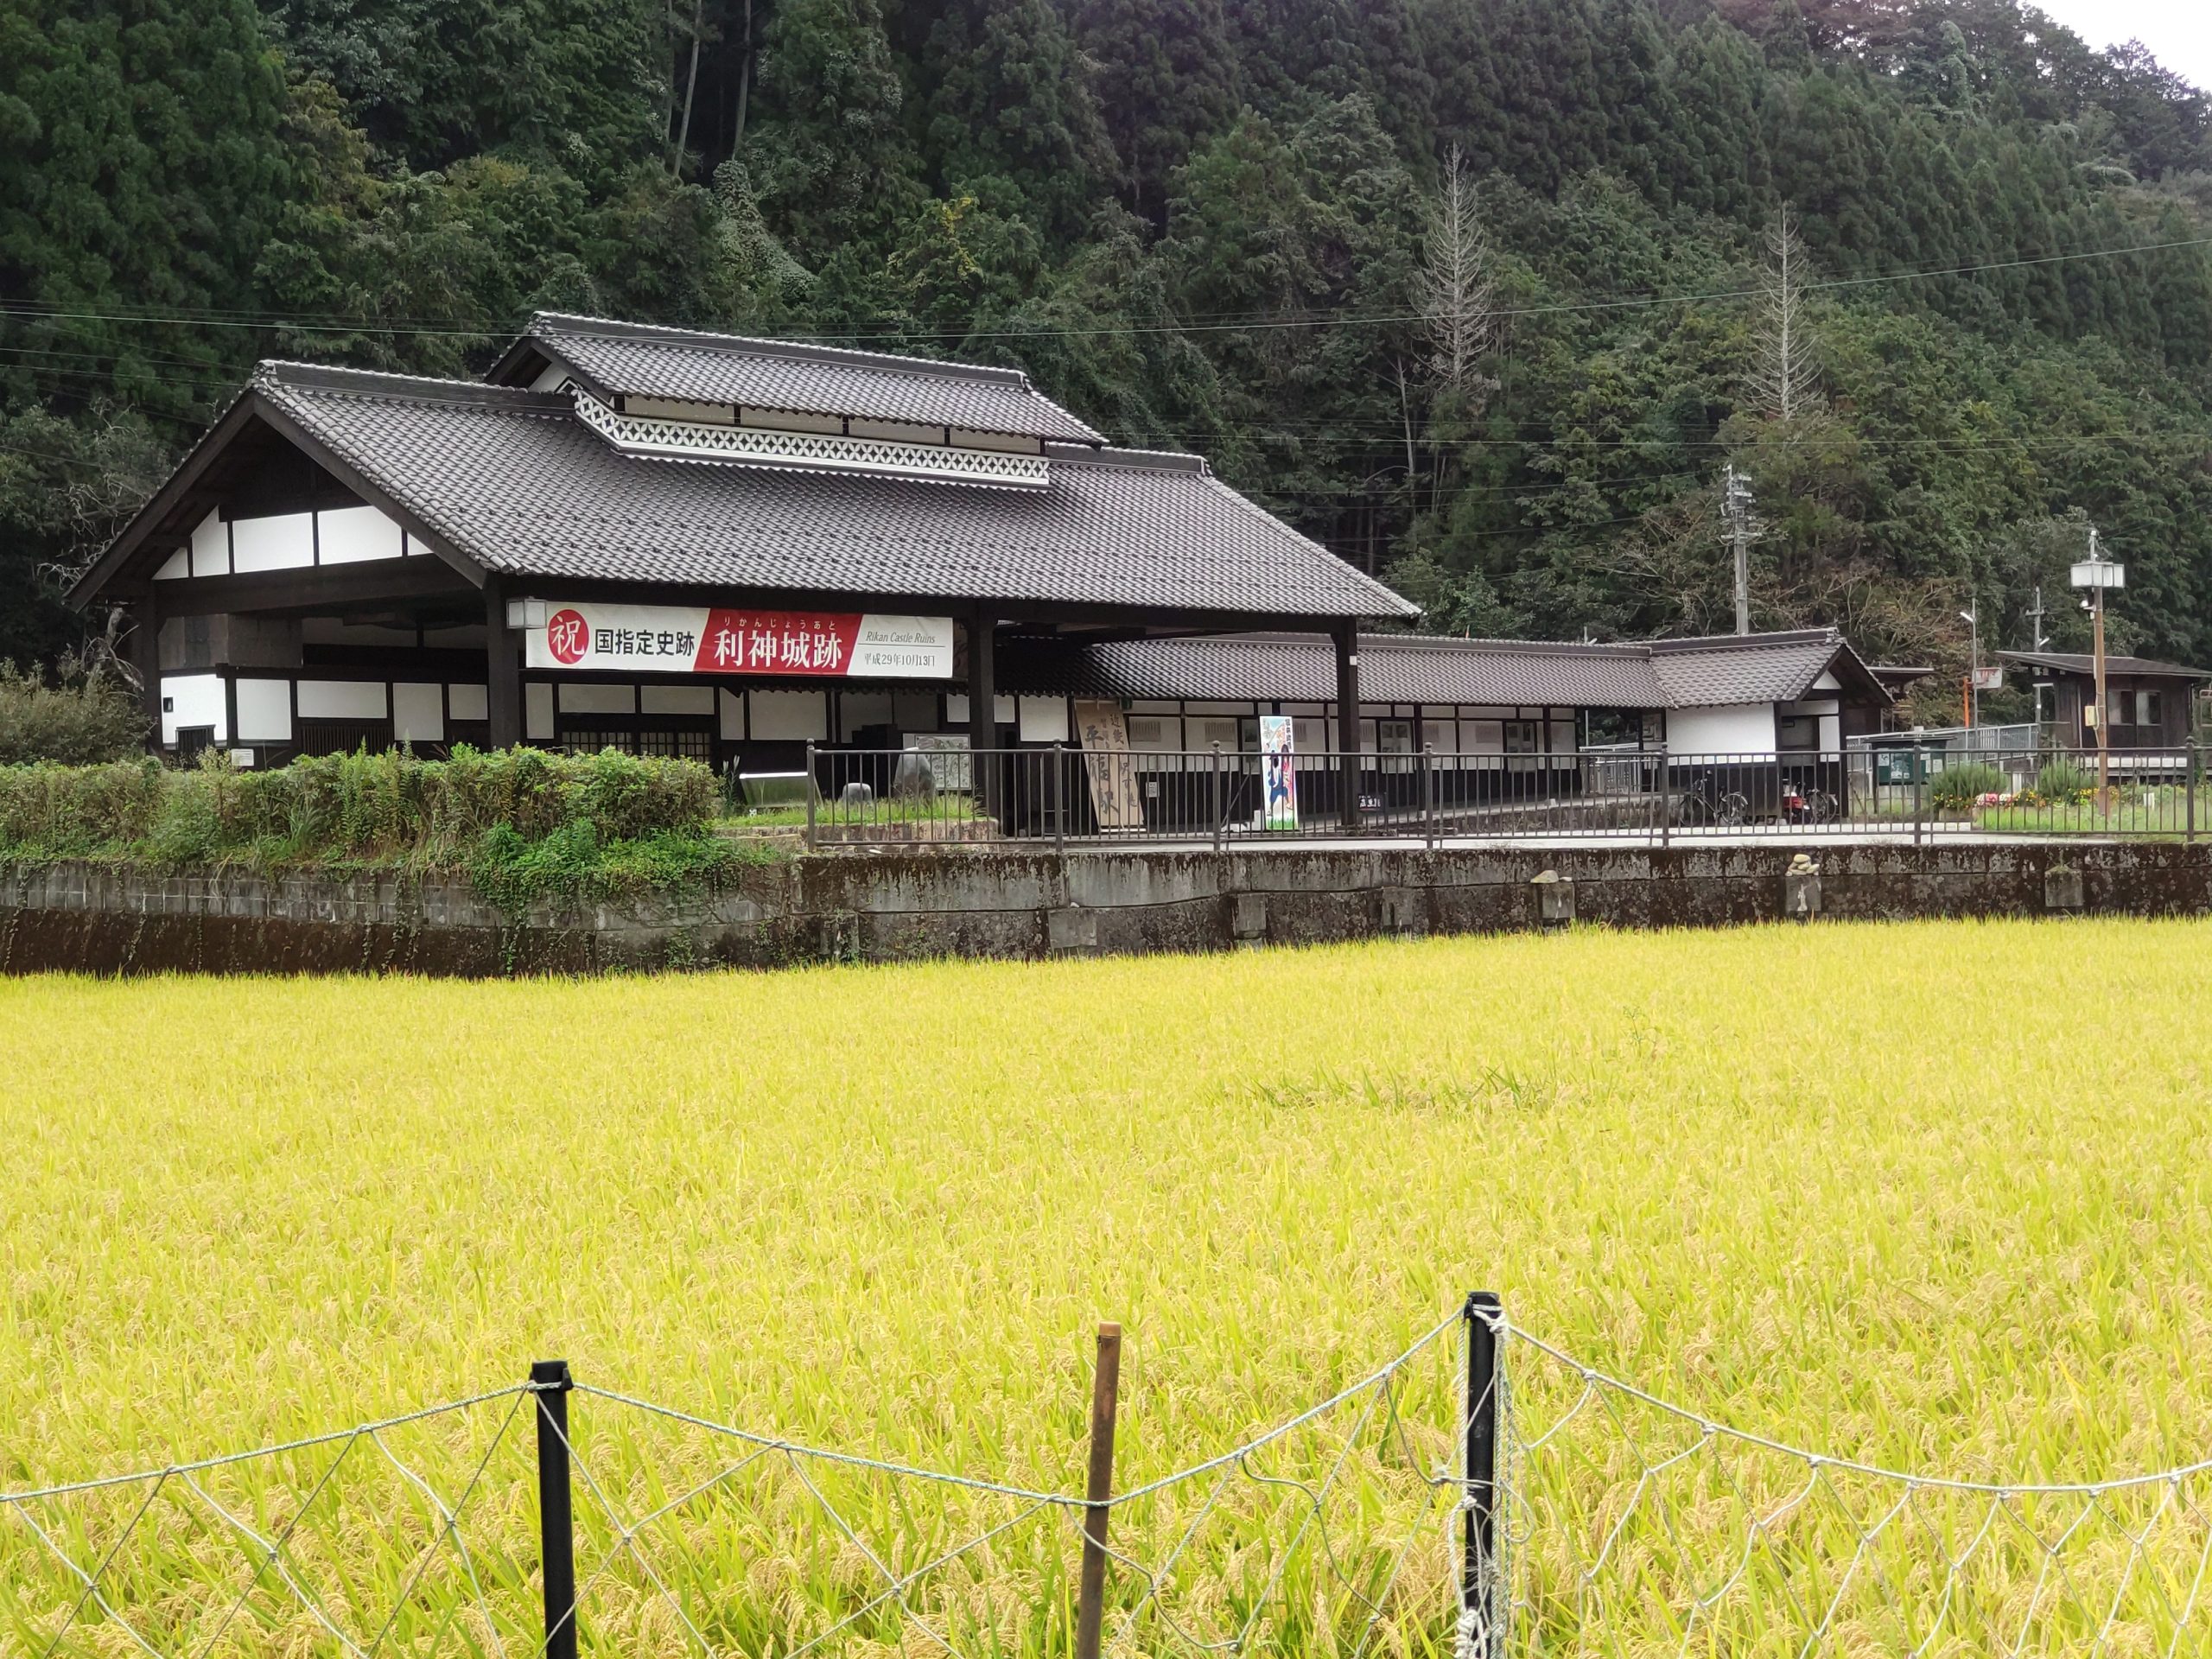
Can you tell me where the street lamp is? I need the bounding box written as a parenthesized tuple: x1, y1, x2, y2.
(2070, 529, 2126, 810)
(1959, 607, 1979, 730)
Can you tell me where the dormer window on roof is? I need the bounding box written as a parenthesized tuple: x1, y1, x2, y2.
(495, 312, 1098, 488)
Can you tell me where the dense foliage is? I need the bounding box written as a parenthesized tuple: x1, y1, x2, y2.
(6, 0, 2211, 715)
(0, 658, 147, 764)
(0, 747, 765, 902)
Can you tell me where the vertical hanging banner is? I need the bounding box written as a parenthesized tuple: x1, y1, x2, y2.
(1260, 715, 1299, 830)
(525, 602, 953, 677)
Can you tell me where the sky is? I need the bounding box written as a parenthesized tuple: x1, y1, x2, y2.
(2028, 0, 2212, 89)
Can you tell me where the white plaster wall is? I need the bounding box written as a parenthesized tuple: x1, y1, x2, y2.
(233, 678, 294, 743)
(944, 694, 1016, 725)
(448, 683, 489, 722)
(153, 548, 189, 581)
(749, 688, 827, 741)
(318, 505, 406, 565)
(229, 512, 315, 574)
(161, 674, 227, 744)
(718, 689, 746, 740)
(391, 683, 444, 742)
(189, 512, 230, 578)
(558, 683, 636, 715)
(296, 679, 388, 720)
(525, 683, 555, 740)
(642, 685, 715, 715)
(1666, 703, 1777, 759)
(1018, 696, 1071, 742)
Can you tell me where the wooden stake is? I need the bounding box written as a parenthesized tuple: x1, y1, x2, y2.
(1075, 1322, 1122, 1659)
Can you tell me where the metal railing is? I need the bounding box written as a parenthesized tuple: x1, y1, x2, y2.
(796, 742, 2207, 849)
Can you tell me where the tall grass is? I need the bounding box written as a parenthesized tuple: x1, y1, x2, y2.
(3, 918, 2211, 1655)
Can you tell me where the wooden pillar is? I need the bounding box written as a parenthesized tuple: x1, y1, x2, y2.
(485, 577, 523, 749)
(1335, 622, 1362, 830)
(129, 594, 163, 753)
(969, 609, 997, 814)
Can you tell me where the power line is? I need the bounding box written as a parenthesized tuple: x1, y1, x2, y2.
(4, 229, 2210, 348)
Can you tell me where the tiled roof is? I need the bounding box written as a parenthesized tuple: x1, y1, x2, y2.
(1998, 650, 2212, 679)
(248, 364, 1413, 620)
(509, 314, 1107, 444)
(1648, 629, 1866, 708)
(1002, 628, 1887, 710)
(1002, 634, 1666, 706)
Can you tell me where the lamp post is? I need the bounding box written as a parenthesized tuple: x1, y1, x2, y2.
(1959, 607, 1980, 730)
(2071, 529, 2125, 814)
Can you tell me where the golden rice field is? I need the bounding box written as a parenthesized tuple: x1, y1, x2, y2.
(6, 916, 2212, 1658)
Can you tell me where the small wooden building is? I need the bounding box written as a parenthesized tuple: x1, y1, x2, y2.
(1998, 651, 2210, 753)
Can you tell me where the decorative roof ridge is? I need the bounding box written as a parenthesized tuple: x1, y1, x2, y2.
(524, 312, 1037, 390)
(1135, 632, 1659, 658)
(1999, 648, 2212, 677)
(1043, 441, 1206, 474)
(1648, 627, 1841, 654)
(1366, 634, 1655, 658)
(256, 360, 570, 413)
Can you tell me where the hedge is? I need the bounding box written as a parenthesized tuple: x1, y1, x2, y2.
(0, 748, 760, 906)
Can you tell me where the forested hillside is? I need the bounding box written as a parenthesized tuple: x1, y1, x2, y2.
(5, 0, 2211, 710)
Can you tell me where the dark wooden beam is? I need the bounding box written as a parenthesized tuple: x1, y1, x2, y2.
(1336, 622, 1362, 830)
(969, 607, 998, 811)
(130, 594, 163, 753)
(485, 575, 522, 747)
(139, 557, 476, 620)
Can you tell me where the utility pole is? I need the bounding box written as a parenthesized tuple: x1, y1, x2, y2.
(1723, 464, 1757, 636)
(2071, 527, 2126, 816)
(2026, 584, 2050, 735)
(1959, 604, 1980, 729)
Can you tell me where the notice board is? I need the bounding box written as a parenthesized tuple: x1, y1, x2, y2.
(1074, 700, 1145, 831)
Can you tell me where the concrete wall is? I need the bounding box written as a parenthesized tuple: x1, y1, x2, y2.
(1, 842, 2206, 978)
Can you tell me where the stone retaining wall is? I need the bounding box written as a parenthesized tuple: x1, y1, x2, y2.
(1, 842, 2206, 976)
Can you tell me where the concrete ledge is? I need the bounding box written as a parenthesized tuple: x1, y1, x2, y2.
(1, 842, 2207, 976)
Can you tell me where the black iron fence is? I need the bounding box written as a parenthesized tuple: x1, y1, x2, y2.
(796, 742, 2208, 849)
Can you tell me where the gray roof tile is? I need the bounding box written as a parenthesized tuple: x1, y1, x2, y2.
(1649, 630, 1865, 707)
(1998, 650, 2211, 679)
(1002, 629, 1888, 710)
(1005, 635, 1666, 706)
(518, 314, 1107, 444)
(251, 365, 1414, 620)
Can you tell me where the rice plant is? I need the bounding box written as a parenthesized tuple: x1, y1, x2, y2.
(3, 917, 2211, 1656)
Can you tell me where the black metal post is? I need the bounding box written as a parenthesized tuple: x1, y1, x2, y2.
(532, 1359, 578, 1659)
(1462, 1293, 1503, 1657)
(1913, 745, 1926, 849)
(804, 741, 817, 849)
(1424, 743, 1437, 851)
(2189, 740, 2199, 845)
(1211, 743, 1224, 855)
(1053, 743, 1067, 857)
(1656, 746, 1670, 849)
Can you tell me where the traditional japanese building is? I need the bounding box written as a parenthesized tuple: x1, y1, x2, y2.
(73, 315, 1888, 823)
(72, 315, 1414, 811)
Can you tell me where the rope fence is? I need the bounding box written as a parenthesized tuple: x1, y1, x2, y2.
(3, 1300, 2208, 1658)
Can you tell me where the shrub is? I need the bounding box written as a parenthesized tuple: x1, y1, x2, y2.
(2037, 757, 2092, 800)
(1929, 760, 2005, 811)
(0, 658, 148, 766)
(0, 747, 737, 895)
